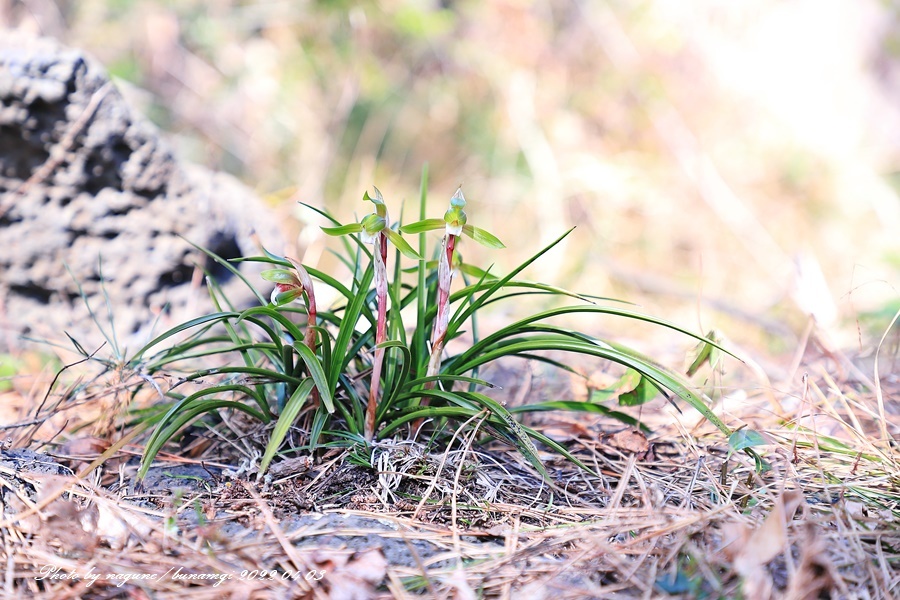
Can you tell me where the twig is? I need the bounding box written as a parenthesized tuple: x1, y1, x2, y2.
(239, 480, 318, 597)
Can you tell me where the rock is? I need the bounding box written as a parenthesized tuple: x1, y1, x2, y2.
(0, 33, 282, 353)
(0, 447, 70, 477)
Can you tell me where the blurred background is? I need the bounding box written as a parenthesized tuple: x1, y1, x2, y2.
(3, 0, 899, 369)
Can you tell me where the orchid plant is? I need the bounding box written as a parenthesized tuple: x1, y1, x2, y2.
(133, 168, 742, 484)
(321, 189, 419, 441)
(259, 257, 320, 409)
(401, 187, 504, 392)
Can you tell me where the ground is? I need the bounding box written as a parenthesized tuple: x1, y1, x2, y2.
(1, 337, 897, 599)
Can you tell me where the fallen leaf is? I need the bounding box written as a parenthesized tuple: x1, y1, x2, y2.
(27, 479, 100, 552)
(311, 548, 387, 600)
(785, 521, 838, 600)
(722, 491, 805, 600)
(445, 567, 476, 600)
(602, 429, 649, 454)
(60, 437, 110, 458)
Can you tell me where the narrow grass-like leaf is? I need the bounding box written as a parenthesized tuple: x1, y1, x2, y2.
(517, 423, 597, 476)
(459, 391, 548, 479)
(402, 374, 497, 391)
(258, 378, 316, 477)
(448, 305, 738, 373)
(309, 403, 331, 450)
(377, 407, 486, 438)
(510, 401, 650, 432)
(292, 341, 333, 413)
(180, 366, 304, 387)
(205, 283, 275, 415)
(237, 306, 304, 346)
(414, 165, 430, 378)
(328, 263, 375, 394)
(65, 263, 120, 360)
(375, 340, 411, 420)
(96, 259, 123, 359)
(453, 337, 732, 436)
(445, 228, 575, 342)
(183, 237, 267, 305)
(235, 254, 377, 328)
(129, 312, 240, 364)
(139, 398, 267, 480)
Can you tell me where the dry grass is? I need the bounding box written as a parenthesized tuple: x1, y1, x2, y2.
(1, 326, 898, 599)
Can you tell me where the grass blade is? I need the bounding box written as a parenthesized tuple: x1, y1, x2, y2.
(258, 378, 316, 477)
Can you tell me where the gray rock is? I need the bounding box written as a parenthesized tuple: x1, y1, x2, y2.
(0, 447, 70, 476)
(0, 33, 282, 353)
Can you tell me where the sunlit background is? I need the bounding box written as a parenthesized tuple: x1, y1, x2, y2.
(5, 0, 899, 367)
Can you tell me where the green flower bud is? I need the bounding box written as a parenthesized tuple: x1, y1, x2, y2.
(361, 213, 386, 234)
(444, 187, 467, 236)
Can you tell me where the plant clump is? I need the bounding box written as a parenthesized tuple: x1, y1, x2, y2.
(132, 167, 738, 482)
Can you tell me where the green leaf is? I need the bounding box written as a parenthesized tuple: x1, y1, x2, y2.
(403, 374, 497, 390)
(377, 407, 483, 438)
(129, 312, 240, 365)
(728, 429, 767, 452)
(236, 306, 304, 347)
(459, 263, 498, 280)
(140, 397, 267, 480)
(258, 379, 316, 477)
(364, 187, 387, 214)
(686, 330, 723, 376)
(292, 341, 334, 413)
(328, 263, 375, 394)
(462, 224, 505, 249)
(321, 223, 364, 236)
(375, 340, 411, 420)
(415, 165, 430, 379)
(518, 424, 597, 477)
(399, 218, 446, 234)
(511, 401, 650, 432)
(463, 391, 548, 479)
(260, 269, 298, 284)
(184, 237, 267, 306)
(449, 336, 733, 437)
(449, 304, 739, 373)
(618, 372, 659, 406)
(445, 228, 575, 343)
(383, 228, 422, 260)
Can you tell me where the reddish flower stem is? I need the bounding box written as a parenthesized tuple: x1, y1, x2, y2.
(286, 257, 320, 407)
(366, 233, 389, 441)
(424, 233, 457, 392)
